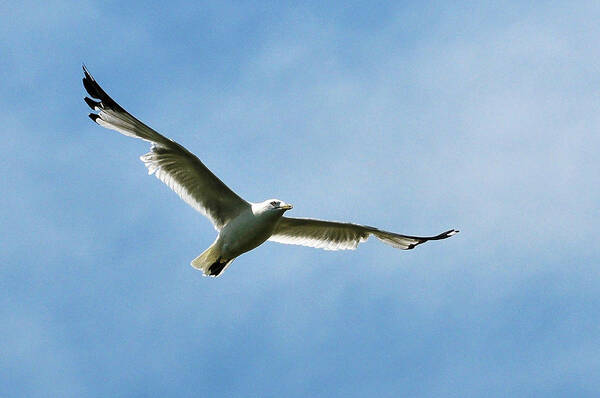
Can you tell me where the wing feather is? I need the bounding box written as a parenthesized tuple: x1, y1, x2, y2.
(82, 66, 249, 230)
(269, 217, 458, 250)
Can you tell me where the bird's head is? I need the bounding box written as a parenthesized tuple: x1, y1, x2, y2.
(253, 199, 293, 215)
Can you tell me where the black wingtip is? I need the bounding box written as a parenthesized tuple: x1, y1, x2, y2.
(81, 67, 123, 112)
(83, 75, 100, 99)
(84, 96, 100, 110)
(81, 65, 104, 100)
(438, 229, 459, 239)
(82, 64, 92, 79)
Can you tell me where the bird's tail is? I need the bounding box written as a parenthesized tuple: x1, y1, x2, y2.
(190, 242, 235, 277)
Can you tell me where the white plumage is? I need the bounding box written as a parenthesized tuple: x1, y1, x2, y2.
(82, 66, 458, 277)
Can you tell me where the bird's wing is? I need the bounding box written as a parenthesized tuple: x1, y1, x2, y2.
(82, 66, 250, 230)
(269, 217, 458, 250)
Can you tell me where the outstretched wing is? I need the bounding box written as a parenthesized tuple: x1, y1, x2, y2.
(269, 217, 458, 250)
(82, 66, 250, 230)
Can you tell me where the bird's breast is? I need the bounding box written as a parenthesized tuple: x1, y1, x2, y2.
(219, 210, 281, 258)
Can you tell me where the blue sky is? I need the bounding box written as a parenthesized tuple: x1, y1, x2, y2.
(1, 1, 599, 396)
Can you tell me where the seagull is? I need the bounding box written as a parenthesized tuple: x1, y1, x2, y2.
(82, 66, 458, 277)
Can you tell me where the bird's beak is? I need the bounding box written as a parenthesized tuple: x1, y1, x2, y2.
(279, 203, 293, 210)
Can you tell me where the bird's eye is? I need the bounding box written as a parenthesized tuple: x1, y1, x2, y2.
(270, 201, 279, 207)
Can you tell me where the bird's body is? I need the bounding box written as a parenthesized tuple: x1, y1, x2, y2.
(192, 200, 291, 275)
(219, 204, 277, 259)
(82, 66, 458, 277)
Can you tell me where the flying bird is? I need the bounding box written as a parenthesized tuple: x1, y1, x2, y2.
(82, 66, 458, 277)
